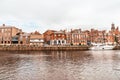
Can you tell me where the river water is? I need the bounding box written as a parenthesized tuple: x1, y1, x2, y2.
(0, 50, 120, 80)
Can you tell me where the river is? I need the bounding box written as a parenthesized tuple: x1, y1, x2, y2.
(0, 50, 120, 80)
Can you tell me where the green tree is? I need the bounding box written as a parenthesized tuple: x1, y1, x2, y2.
(114, 35, 118, 44)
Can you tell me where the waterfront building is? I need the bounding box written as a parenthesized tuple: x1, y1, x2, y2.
(89, 29, 107, 43)
(107, 23, 120, 44)
(84, 30, 91, 45)
(0, 24, 22, 45)
(66, 31, 72, 45)
(90, 29, 99, 43)
(0, 23, 119, 46)
(50, 30, 66, 45)
(71, 29, 82, 45)
(43, 30, 56, 45)
(81, 30, 91, 45)
(95, 30, 107, 43)
(17, 32, 30, 45)
(30, 31, 44, 46)
(89, 23, 120, 45)
(66, 29, 88, 45)
(107, 31, 115, 44)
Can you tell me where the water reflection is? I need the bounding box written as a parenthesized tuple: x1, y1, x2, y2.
(0, 51, 120, 80)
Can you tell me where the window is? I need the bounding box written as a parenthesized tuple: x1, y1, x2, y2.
(62, 40, 64, 43)
(8, 41, 10, 44)
(20, 41, 23, 44)
(54, 40, 57, 45)
(58, 40, 61, 44)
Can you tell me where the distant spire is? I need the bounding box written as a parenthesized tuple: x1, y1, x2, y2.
(116, 26, 119, 30)
(111, 23, 115, 31)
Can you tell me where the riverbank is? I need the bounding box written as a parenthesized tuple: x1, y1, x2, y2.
(0, 45, 89, 51)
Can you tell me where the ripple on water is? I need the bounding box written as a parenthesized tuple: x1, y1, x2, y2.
(0, 51, 120, 80)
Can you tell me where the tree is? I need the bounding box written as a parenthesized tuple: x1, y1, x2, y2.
(114, 35, 119, 44)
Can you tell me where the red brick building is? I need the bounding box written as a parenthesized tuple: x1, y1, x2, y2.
(0, 24, 22, 45)
(66, 29, 89, 45)
(107, 23, 120, 44)
(89, 23, 120, 45)
(50, 30, 66, 45)
(43, 30, 56, 45)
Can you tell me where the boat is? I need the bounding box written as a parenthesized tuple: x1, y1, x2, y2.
(89, 43, 115, 50)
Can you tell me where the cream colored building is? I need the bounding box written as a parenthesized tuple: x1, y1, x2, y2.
(30, 31, 44, 46)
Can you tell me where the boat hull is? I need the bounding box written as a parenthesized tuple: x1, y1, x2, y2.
(89, 45, 115, 50)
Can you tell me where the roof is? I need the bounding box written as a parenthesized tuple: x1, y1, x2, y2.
(54, 31, 65, 34)
(30, 39, 44, 42)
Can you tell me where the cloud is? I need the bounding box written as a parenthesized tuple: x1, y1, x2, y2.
(0, 0, 120, 33)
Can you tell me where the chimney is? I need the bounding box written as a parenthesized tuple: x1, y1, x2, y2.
(3, 24, 5, 26)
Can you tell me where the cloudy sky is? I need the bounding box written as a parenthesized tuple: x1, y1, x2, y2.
(0, 0, 120, 33)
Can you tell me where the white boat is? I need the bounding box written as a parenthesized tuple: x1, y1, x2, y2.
(89, 43, 115, 50)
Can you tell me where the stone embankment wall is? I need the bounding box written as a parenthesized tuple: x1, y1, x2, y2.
(0, 45, 89, 51)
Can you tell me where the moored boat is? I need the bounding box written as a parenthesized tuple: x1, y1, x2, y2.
(89, 43, 115, 50)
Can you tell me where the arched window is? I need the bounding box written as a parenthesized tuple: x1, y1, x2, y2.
(58, 40, 61, 45)
(62, 40, 64, 43)
(8, 41, 10, 44)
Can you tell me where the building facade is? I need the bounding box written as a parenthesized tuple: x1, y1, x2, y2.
(0, 24, 22, 45)
(0, 23, 119, 46)
(30, 31, 44, 46)
(50, 30, 66, 45)
(66, 29, 88, 45)
(43, 30, 56, 45)
(107, 23, 120, 44)
(19, 33, 30, 45)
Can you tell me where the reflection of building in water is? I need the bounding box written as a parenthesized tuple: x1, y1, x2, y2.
(51, 51, 92, 62)
(111, 53, 120, 79)
(112, 53, 120, 69)
(51, 51, 67, 60)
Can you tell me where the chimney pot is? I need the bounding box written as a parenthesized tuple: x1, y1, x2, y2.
(3, 24, 5, 26)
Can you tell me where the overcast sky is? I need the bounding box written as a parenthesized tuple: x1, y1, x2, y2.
(0, 0, 120, 33)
